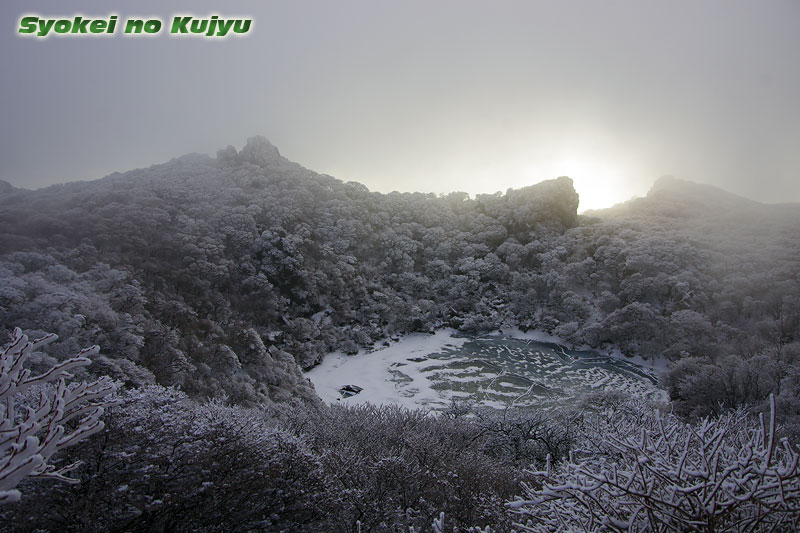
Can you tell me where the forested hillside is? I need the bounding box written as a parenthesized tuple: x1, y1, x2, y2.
(1, 136, 581, 406)
(1, 137, 799, 413)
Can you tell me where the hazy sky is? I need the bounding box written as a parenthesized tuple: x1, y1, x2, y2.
(2, 1, 799, 211)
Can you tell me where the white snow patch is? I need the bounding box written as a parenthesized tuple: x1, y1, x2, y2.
(306, 329, 467, 409)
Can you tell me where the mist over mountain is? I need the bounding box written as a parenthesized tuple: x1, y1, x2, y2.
(2, 136, 798, 410)
(595, 174, 799, 219)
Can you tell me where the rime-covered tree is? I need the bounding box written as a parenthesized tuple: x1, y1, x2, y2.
(1, 328, 117, 503)
(510, 397, 800, 531)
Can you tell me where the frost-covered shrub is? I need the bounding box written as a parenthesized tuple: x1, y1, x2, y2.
(4, 386, 327, 531)
(299, 403, 523, 531)
(472, 407, 578, 467)
(0, 328, 117, 504)
(510, 397, 800, 532)
(6, 393, 530, 531)
(663, 354, 785, 419)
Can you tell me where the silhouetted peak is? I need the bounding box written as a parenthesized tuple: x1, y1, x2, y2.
(649, 174, 680, 191)
(647, 175, 756, 208)
(501, 175, 580, 231)
(216, 145, 239, 166)
(239, 136, 281, 167)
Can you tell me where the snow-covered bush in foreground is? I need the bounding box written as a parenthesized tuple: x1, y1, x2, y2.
(5, 386, 326, 531)
(1, 328, 117, 503)
(510, 396, 800, 531)
(298, 403, 523, 531)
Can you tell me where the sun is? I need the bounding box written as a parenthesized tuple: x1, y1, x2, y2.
(559, 156, 627, 212)
(524, 152, 635, 212)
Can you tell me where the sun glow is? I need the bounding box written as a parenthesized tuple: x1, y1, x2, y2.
(523, 151, 638, 212)
(560, 156, 627, 212)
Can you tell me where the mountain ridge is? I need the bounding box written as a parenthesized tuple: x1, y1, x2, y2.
(0, 136, 797, 411)
(5, 136, 790, 219)
(586, 174, 799, 221)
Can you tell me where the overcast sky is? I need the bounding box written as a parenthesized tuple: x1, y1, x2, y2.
(2, 0, 798, 210)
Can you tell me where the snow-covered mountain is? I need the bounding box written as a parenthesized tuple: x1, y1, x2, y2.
(0, 137, 797, 413)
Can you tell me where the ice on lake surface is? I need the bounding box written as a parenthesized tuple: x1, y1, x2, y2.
(306, 329, 666, 411)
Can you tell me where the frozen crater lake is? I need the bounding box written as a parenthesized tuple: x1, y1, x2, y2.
(307, 329, 667, 411)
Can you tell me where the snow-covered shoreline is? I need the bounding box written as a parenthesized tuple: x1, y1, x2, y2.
(305, 329, 467, 408)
